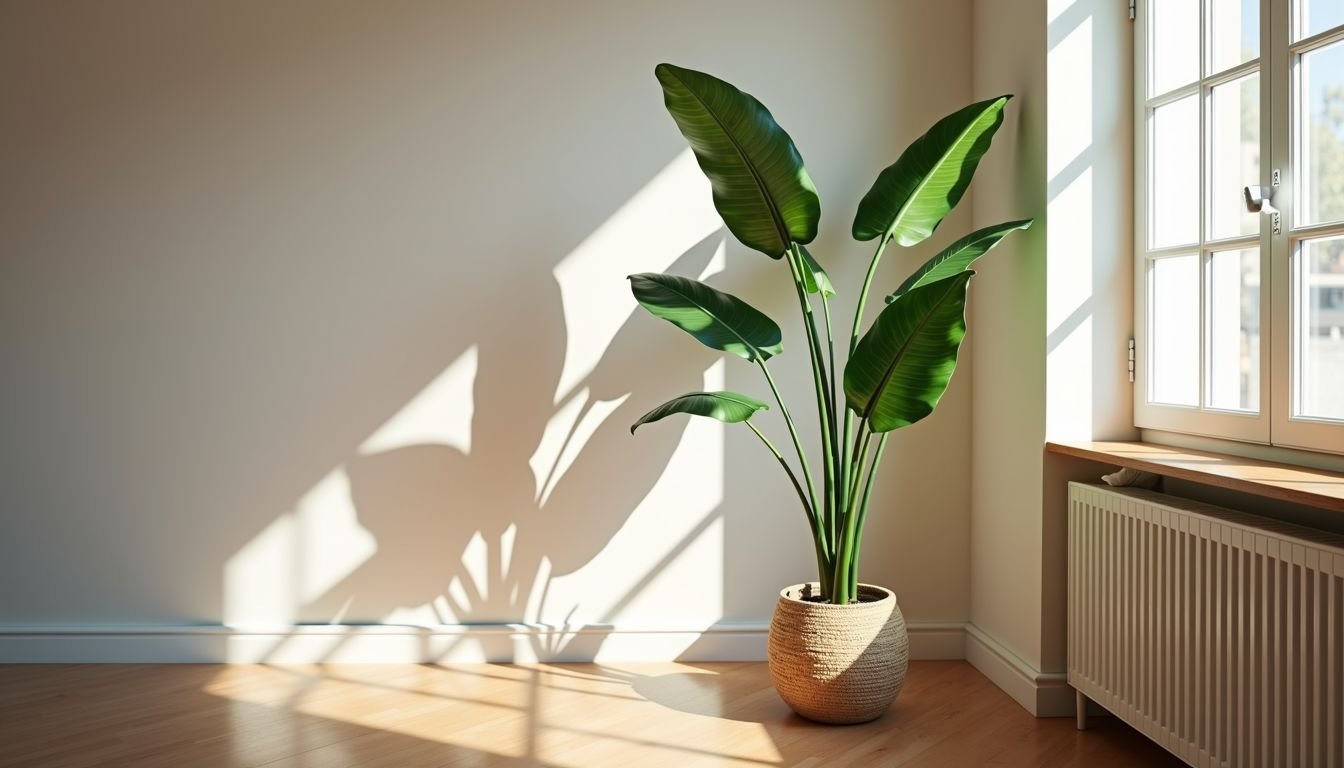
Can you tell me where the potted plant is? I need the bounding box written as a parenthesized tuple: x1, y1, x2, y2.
(628, 63, 1031, 724)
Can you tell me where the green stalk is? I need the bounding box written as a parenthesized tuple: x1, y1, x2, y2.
(756, 360, 822, 547)
(847, 432, 889, 593)
(845, 414, 871, 514)
(842, 234, 893, 514)
(820, 294, 840, 557)
(832, 425, 874, 604)
(784, 244, 836, 568)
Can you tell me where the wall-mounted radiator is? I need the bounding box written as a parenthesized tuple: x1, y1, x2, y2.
(1068, 482, 1344, 767)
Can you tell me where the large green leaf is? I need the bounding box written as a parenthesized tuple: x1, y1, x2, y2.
(844, 271, 974, 432)
(629, 273, 783, 361)
(655, 63, 820, 259)
(852, 96, 1011, 246)
(630, 391, 768, 434)
(797, 245, 835, 297)
(886, 219, 1031, 302)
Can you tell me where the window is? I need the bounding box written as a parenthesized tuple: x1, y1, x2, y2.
(1136, 0, 1344, 454)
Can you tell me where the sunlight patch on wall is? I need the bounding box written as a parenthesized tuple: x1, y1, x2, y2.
(222, 156, 727, 634)
(1047, 0, 1080, 24)
(538, 393, 629, 508)
(1047, 168, 1094, 332)
(1047, 315, 1095, 441)
(360, 345, 478, 455)
(1045, 5, 1098, 442)
(701, 237, 728, 280)
(294, 469, 377, 604)
(223, 515, 296, 626)
(223, 469, 379, 625)
(1047, 17, 1093, 182)
(542, 360, 726, 627)
(223, 346, 485, 625)
(552, 148, 720, 402)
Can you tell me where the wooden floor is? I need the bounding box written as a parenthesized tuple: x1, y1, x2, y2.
(0, 661, 1184, 767)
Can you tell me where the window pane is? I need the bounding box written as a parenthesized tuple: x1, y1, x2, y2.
(1151, 254, 1201, 406)
(1299, 39, 1344, 227)
(1210, 0, 1260, 73)
(1296, 236, 1344, 421)
(1152, 0, 1199, 95)
(1208, 248, 1260, 411)
(1152, 95, 1200, 247)
(1210, 74, 1261, 239)
(1297, 0, 1344, 42)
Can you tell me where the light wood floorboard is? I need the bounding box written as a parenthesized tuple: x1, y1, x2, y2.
(0, 661, 1183, 767)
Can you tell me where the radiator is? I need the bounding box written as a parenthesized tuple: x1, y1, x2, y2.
(1068, 482, 1344, 767)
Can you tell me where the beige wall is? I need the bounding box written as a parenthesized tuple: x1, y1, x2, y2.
(970, 0, 1134, 711)
(970, 0, 1049, 670)
(1040, 0, 1137, 676)
(0, 0, 976, 643)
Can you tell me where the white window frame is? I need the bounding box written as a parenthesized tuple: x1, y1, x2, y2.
(1135, 0, 1344, 456)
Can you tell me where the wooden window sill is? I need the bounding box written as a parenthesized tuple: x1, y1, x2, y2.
(1045, 440, 1344, 514)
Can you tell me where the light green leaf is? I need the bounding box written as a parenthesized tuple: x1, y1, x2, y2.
(844, 271, 974, 432)
(655, 63, 820, 259)
(629, 273, 783, 361)
(797, 245, 835, 297)
(886, 218, 1032, 302)
(852, 96, 1011, 247)
(630, 391, 769, 434)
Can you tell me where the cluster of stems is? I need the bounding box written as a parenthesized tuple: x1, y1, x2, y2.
(744, 235, 894, 605)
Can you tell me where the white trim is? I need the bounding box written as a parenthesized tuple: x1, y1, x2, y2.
(963, 624, 1073, 718)
(0, 621, 971, 665)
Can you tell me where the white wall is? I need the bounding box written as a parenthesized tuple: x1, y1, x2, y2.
(969, 0, 1050, 696)
(969, 0, 1134, 714)
(0, 0, 976, 659)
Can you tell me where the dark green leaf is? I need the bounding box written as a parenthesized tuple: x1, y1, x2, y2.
(797, 245, 835, 297)
(629, 273, 783, 361)
(655, 63, 820, 258)
(630, 391, 769, 434)
(844, 272, 974, 432)
(852, 96, 1011, 246)
(886, 219, 1031, 302)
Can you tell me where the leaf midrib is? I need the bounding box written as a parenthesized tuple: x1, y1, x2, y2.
(895, 219, 1027, 297)
(675, 391, 767, 410)
(886, 100, 1002, 241)
(657, 278, 770, 359)
(665, 68, 793, 252)
(859, 276, 967, 424)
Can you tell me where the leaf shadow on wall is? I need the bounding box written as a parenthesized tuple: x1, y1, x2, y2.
(283, 233, 725, 662)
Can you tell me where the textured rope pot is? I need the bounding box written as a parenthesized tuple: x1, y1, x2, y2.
(767, 582, 909, 724)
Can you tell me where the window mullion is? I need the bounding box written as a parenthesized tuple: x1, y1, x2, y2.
(1269, 0, 1294, 446)
(1199, 84, 1209, 411)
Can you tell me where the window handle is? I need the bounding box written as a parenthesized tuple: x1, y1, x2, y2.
(1244, 184, 1282, 235)
(1243, 185, 1277, 214)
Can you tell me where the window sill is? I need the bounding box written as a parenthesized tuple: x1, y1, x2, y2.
(1045, 440, 1344, 514)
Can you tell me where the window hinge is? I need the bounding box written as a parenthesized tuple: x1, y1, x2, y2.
(1128, 338, 1136, 383)
(1128, 0, 1136, 21)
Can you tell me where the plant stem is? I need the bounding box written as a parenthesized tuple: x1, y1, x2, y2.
(847, 432, 889, 593)
(756, 360, 822, 546)
(820, 294, 840, 560)
(842, 234, 893, 517)
(784, 244, 836, 567)
(832, 424, 874, 604)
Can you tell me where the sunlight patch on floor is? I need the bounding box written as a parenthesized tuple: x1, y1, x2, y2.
(204, 663, 783, 767)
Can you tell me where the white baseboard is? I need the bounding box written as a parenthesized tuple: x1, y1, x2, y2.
(0, 621, 970, 664)
(963, 623, 1072, 717)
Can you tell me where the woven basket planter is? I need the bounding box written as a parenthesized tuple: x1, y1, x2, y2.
(766, 582, 909, 724)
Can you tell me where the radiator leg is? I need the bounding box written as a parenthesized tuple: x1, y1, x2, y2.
(1075, 689, 1088, 731)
